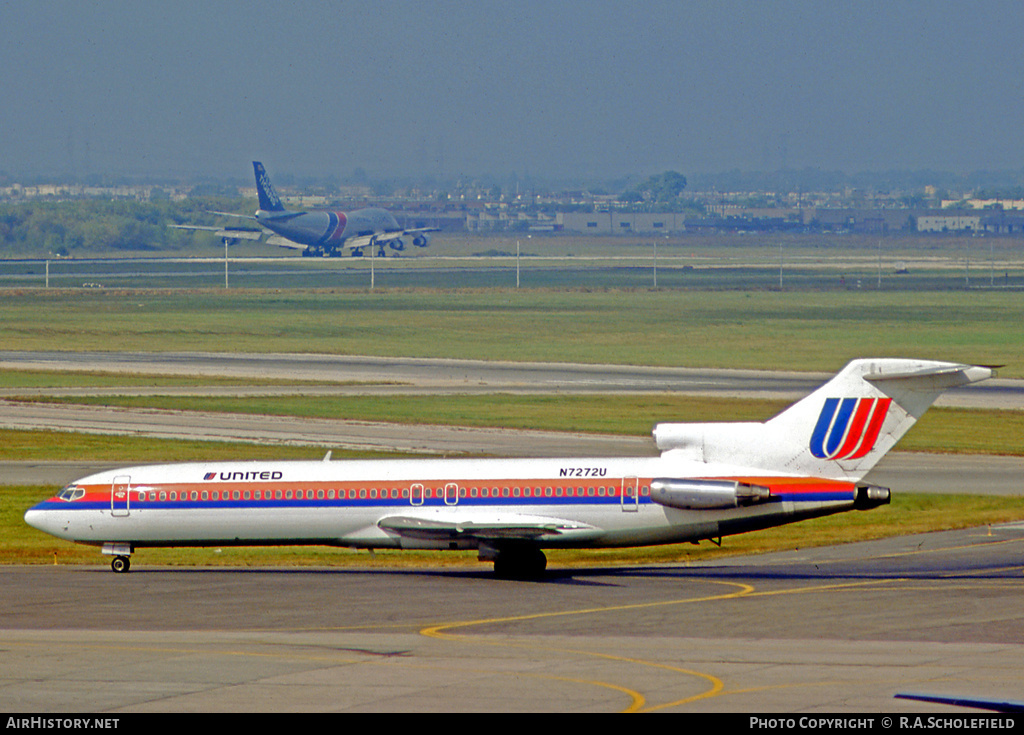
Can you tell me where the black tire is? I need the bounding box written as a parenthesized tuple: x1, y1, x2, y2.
(493, 549, 546, 579)
(111, 556, 131, 574)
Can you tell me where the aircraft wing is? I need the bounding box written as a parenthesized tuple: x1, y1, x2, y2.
(267, 233, 403, 252)
(266, 235, 308, 249)
(168, 225, 263, 241)
(344, 234, 383, 251)
(377, 511, 602, 543)
(267, 232, 386, 253)
(271, 227, 441, 254)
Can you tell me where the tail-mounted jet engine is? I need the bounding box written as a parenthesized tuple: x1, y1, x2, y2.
(649, 478, 772, 510)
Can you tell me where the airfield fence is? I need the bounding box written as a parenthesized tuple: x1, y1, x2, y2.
(1, 244, 1023, 292)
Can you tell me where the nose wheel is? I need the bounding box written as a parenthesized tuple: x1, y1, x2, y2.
(111, 555, 131, 574)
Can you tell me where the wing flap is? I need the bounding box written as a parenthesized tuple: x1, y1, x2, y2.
(345, 234, 379, 250)
(267, 235, 307, 249)
(214, 228, 263, 241)
(377, 512, 602, 543)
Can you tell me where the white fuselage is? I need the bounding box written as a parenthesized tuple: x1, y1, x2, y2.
(24, 454, 859, 553)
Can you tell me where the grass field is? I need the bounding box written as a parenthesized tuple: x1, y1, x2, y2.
(1, 288, 1021, 375)
(10, 394, 1024, 456)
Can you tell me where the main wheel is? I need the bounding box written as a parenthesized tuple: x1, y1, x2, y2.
(111, 556, 131, 574)
(493, 548, 547, 579)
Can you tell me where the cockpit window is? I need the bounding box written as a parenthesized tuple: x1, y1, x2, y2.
(57, 485, 86, 502)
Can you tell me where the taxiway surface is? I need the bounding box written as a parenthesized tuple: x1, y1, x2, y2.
(1, 350, 1021, 407)
(3, 524, 1024, 712)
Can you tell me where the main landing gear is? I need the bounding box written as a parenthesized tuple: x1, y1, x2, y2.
(492, 547, 547, 580)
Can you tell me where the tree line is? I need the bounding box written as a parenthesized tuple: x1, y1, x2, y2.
(0, 197, 248, 256)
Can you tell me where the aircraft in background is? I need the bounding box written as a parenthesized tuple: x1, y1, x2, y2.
(25, 358, 993, 578)
(895, 693, 1024, 713)
(172, 161, 437, 257)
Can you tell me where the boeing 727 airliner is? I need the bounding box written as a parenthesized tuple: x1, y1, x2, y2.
(25, 358, 993, 577)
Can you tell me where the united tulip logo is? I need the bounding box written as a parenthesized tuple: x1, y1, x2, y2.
(810, 397, 891, 460)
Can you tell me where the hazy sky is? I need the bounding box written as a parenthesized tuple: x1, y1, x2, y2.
(3, 1, 1023, 182)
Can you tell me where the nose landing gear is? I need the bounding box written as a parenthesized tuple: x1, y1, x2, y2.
(111, 556, 131, 574)
(102, 543, 134, 573)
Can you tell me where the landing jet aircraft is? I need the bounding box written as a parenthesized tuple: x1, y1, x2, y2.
(173, 162, 437, 257)
(25, 359, 993, 578)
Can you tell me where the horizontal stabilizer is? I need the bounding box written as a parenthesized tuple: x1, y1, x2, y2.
(864, 362, 995, 388)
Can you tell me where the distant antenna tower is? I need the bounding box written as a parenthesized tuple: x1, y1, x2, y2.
(417, 136, 428, 177)
(65, 127, 76, 180)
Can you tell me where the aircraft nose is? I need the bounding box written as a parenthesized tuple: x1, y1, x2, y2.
(24, 505, 64, 537)
(24, 506, 47, 531)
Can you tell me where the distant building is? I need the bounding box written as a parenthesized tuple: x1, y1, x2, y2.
(807, 208, 921, 233)
(980, 212, 1024, 235)
(917, 214, 982, 232)
(941, 199, 1024, 211)
(555, 212, 686, 234)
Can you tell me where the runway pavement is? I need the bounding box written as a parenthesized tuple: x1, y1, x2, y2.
(2, 524, 1023, 712)
(1, 350, 1021, 406)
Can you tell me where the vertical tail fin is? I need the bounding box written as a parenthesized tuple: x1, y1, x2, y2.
(253, 161, 285, 212)
(653, 359, 994, 480)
